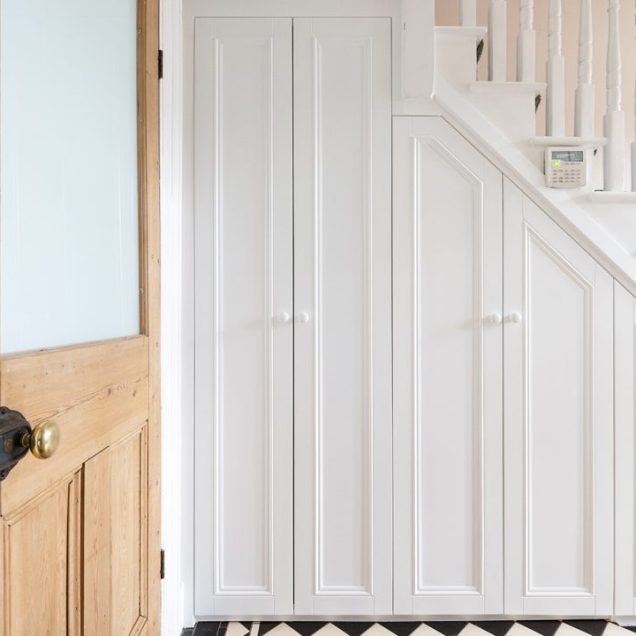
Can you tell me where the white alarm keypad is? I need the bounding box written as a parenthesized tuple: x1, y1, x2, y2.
(545, 148, 587, 189)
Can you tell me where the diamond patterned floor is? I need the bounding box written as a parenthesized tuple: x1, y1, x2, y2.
(186, 621, 636, 636)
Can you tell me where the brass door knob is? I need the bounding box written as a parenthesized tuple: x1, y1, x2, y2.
(20, 420, 60, 459)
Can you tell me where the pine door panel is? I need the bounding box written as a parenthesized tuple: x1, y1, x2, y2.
(1, 473, 81, 635)
(503, 180, 613, 616)
(614, 283, 636, 616)
(83, 427, 148, 635)
(192, 17, 294, 616)
(0, 337, 148, 513)
(293, 17, 393, 616)
(0, 0, 160, 632)
(392, 117, 504, 615)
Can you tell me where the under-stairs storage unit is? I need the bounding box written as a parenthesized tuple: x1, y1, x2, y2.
(187, 4, 634, 624)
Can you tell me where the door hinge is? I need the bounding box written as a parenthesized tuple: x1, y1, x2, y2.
(160, 549, 165, 579)
(158, 50, 164, 80)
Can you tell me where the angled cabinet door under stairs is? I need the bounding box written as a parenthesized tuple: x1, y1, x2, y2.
(392, 116, 504, 616)
(192, 16, 392, 617)
(503, 181, 614, 616)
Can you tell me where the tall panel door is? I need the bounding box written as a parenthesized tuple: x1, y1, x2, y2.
(614, 283, 636, 616)
(503, 180, 613, 616)
(193, 18, 294, 616)
(0, 0, 160, 633)
(393, 117, 504, 615)
(293, 18, 393, 615)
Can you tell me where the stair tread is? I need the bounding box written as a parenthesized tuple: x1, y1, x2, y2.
(588, 191, 636, 204)
(435, 25, 487, 43)
(529, 136, 607, 150)
(470, 81, 546, 96)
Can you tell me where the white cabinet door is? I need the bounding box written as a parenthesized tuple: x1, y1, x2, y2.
(193, 17, 294, 616)
(293, 17, 392, 616)
(615, 282, 636, 616)
(503, 180, 613, 616)
(393, 117, 504, 615)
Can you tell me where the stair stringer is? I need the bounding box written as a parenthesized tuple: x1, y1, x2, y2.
(429, 74, 636, 296)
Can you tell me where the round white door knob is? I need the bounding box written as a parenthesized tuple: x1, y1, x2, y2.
(274, 311, 291, 324)
(507, 312, 523, 324)
(487, 313, 503, 325)
(296, 311, 310, 324)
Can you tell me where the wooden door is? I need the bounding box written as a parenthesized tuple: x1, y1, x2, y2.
(191, 17, 294, 617)
(293, 17, 393, 616)
(0, 1, 160, 634)
(503, 179, 613, 616)
(392, 117, 504, 616)
(614, 282, 635, 616)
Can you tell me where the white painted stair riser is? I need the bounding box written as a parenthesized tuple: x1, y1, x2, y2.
(435, 28, 486, 88)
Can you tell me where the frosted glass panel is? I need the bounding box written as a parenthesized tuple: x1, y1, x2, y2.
(1, 0, 140, 353)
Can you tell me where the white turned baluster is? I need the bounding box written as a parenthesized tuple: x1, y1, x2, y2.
(604, 0, 626, 191)
(546, 0, 566, 136)
(517, 0, 536, 82)
(489, 0, 507, 82)
(575, 0, 595, 137)
(460, 0, 477, 27)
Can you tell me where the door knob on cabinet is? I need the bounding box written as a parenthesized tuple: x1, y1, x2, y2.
(295, 311, 310, 324)
(486, 313, 503, 325)
(274, 311, 291, 324)
(506, 312, 523, 324)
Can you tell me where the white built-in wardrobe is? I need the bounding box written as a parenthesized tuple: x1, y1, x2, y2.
(190, 9, 633, 621)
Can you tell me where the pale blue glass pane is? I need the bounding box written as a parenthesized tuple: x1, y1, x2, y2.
(1, 0, 139, 353)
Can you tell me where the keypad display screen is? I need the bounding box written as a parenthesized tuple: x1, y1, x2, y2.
(552, 150, 584, 162)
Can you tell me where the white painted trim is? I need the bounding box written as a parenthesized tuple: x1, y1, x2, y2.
(160, 0, 193, 633)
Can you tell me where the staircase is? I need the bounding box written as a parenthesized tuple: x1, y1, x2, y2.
(415, 0, 636, 293)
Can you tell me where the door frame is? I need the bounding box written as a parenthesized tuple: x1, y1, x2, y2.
(138, 0, 161, 630)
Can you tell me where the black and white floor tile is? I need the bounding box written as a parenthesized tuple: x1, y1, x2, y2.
(185, 621, 636, 636)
